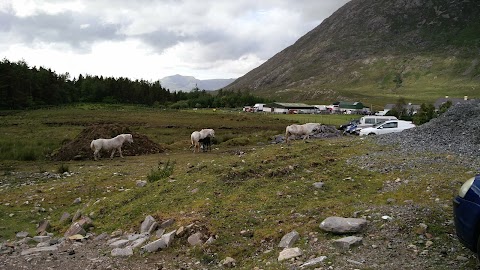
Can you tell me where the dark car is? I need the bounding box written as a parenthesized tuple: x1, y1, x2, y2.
(453, 175, 480, 257)
(339, 119, 359, 134)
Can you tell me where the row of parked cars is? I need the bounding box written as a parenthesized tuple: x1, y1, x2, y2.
(339, 116, 416, 136)
(338, 116, 480, 260)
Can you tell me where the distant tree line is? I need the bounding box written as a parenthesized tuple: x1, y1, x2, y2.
(386, 97, 452, 125)
(0, 59, 269, 110)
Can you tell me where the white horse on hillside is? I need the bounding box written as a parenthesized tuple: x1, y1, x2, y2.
(190, 129, 215, 153)
(285, 123, 322, 143)
(90, 134, 133, 160)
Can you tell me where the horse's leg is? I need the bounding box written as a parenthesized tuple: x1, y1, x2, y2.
(110, 148, 116, 159)
(94, 149, 100, 161)
(118, 147, 124, 158)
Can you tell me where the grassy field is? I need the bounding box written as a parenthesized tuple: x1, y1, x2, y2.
(0, 104, 475, 269)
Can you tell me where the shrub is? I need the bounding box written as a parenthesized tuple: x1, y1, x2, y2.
(57, 164, 69, 174)
(223, 137, 250, 146)
(147, 160, 176, 182)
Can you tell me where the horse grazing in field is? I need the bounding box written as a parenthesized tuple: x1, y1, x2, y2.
(199, 136, 212, 152)
(191, 129, 215, 153)
(285, 123, 322, 143)
(90, 134, 133, 160)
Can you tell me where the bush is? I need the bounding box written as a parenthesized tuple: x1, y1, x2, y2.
(223, 137, 250, 146)
(147, 160, 176, 182)
(57, 164, 69, 174)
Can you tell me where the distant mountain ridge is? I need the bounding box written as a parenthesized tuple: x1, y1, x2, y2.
(160, 74, 236, 91)
(225, 0, 480, 106)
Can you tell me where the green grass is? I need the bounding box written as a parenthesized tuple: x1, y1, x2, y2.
(0, 104, 474, 269)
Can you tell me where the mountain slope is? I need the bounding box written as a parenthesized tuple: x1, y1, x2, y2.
(160, 74, 236, 91)
(225, 0, 480, 106)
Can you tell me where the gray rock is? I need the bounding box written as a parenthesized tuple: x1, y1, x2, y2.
(300, 256, 327, 268)
(16, 231, 29, 238)
(72, 209, 82, 222)
(20, 245, 58, 256)
(36, 220, 51, 235)
(187, 232, 204, 246)
(59, 212, 71, 223)
(160, 219, 175, 229)
(141, 238, 167, 253)
(111, 246, 133, 257)
(140, 215, 156, 234)
(147, 222, 158, 234)
(278, 247, 303, 261)
(130, 236, 149, 249)
(73, 197, 81, 204)
(94, 232, 109, 241)
(64, 222, 86, 237)
(176, 226, 185, 237)
(155, 228, 165, 238)
(136, 180, 147, 187)
(278, 230, 300, 248)
(33, 235, 51, 243)
(109, 239, 130, 248)
(319, 216, 367, 234)
(333, 236, 363, 250)
(161, 230, 176, 247)
(313, 182, 325, 188)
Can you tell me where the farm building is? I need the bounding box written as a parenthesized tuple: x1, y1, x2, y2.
(335, 101, 370, 114)
(264, 102, 317, 114)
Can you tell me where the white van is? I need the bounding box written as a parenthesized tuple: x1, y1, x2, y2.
(354, 116, 398, 133)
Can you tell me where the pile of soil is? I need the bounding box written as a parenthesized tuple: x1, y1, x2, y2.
(50, 124, 164, 161)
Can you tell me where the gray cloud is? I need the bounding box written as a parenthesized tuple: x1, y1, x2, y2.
(1, 0, 351, 78)
(0, 11, 125, 52)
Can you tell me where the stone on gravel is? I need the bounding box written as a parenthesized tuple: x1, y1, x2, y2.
(278, 230, 300, 248)
(111, 246, 133, 257)
(333, 236, 363, 250)
(300, 256, 327, 268)
(109, 239, 130, 249)
(187, 232, 204, 246)
(141, 238, 167, 253)
(64, 222, 87, 237)
(319, 216, 367, 234)
(278, 247, 303, 261)
(20, 245, 58, 256)
(140, 215, 156, 234)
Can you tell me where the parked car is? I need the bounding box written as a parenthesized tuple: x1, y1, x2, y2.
(354, 116, 398, 134)
(453, 175, 480, 257)
(339, 119, 360, 131)
(358, 120, 415, 136)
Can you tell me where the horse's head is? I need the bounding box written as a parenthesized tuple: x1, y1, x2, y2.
(124, 134, 133, 143)
(201, 129, 215, 138)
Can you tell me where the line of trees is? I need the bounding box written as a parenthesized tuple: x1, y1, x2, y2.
(0, 59, 269, 110)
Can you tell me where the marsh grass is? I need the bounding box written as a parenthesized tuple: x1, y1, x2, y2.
(147, 160, 176, 182)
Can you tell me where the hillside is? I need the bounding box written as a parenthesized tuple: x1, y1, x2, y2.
(160, 74, 236, 91)
(225, 0, 480, 106)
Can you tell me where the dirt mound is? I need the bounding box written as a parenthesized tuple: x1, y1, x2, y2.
(51, 124, 164, 161)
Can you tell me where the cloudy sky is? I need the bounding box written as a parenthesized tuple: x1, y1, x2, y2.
(0, 0, 350, 81)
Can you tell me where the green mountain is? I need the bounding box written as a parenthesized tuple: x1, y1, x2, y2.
(225, 0, 480, 106)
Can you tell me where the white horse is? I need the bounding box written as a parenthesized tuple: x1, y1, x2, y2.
(90, 134, 133, 160)
(190, 129, 215, 153)
(285, 123, 322, 143)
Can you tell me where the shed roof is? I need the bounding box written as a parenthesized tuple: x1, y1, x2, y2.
(266, 102, 316, 109)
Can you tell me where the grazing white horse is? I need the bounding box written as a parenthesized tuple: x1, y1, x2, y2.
(90, 134, 133, 160)
(285, 123, 322, 143)
(190, 129, 215, 153)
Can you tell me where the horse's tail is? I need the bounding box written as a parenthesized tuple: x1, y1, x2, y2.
(90, 140, 95, 151)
